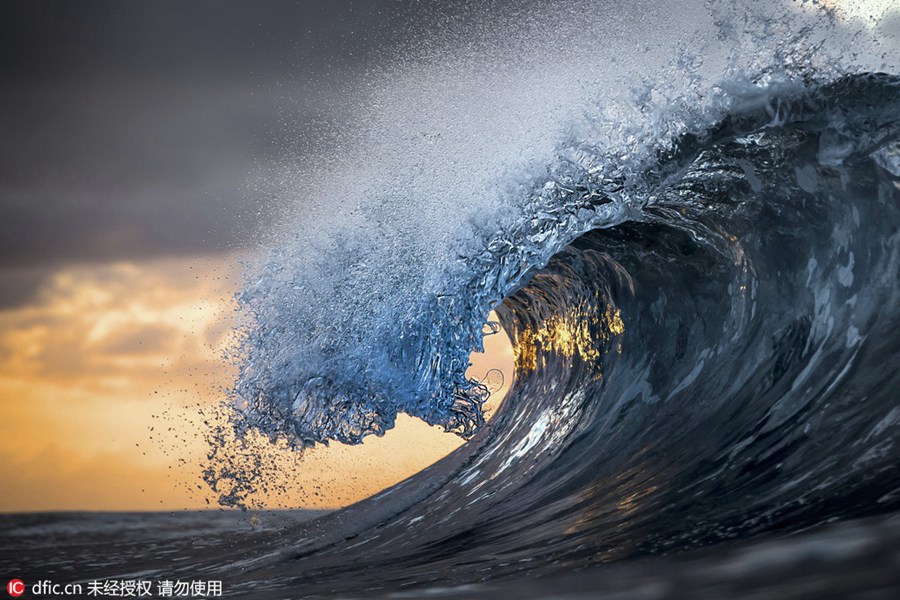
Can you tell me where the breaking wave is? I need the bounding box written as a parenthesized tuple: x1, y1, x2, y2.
(204, 1, 900, 596)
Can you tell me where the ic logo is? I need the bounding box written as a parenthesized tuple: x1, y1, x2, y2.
(6, 580, 24, 597)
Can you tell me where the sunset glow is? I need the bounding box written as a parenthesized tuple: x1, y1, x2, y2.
(0, 256, 513, 511)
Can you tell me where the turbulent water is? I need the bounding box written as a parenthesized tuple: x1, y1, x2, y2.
(195, 1, 900, 597)
(7, 2, 900, 599)
(209, 70, 900, 598)
(226, 1, 900, 453)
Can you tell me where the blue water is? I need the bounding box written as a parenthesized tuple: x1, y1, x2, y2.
(225, 2, 899, 452)
(216, 70, 899, 597)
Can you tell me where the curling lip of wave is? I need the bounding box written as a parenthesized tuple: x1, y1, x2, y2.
(229, 70, 899, 448)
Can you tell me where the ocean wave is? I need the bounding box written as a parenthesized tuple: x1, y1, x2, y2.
(197, 2, 900, 596)
(227, 73, 898, 447)
(200, 71, 900, 595)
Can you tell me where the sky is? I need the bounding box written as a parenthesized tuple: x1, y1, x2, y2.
(0, 0, 516, 512)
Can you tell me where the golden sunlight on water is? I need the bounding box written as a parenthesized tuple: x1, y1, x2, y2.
(514, 304, 623, 376)
(0, 256, 514, 512)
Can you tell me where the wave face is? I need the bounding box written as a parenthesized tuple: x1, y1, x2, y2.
(207, 1, 900, 596)
(490, 73, 900, 557)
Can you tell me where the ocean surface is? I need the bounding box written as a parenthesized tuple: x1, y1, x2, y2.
(5, 1, 900, 598)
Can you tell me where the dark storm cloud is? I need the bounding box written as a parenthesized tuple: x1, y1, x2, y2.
(0, 80, 310, 264)
(0, 0, 451, 307)
(0, 0, 535, 308)
(0, 1, 414, 84)
(0, 266, 51, 310)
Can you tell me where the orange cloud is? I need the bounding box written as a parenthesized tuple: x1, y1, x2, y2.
(0, 257, 241, 511)
(0, 257, 514, 512)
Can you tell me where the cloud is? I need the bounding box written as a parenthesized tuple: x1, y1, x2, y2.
(0, 257, 241, 511)
(0, 3, 391, 312)
(0, 1, 415, 85)
(0, 257, 242, 389)
(0, 255, 515, 512)
(0, 0, 453, 285)
(0, 267, 53, 311)
(0, 82, 282, 272)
